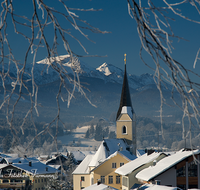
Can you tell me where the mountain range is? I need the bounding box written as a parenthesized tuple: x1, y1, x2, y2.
(0, 55, 182, 125)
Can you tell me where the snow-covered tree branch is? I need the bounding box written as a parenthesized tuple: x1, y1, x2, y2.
(127, 0, 200, 144)
(0, 0, 107, 153)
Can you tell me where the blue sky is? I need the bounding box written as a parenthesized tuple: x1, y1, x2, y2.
(9, 1, 200, 80)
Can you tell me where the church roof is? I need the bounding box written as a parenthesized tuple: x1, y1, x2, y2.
(116, 64, 134, 120)
(89, 139, 129, 167)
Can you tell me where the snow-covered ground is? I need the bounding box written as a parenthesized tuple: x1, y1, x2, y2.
(58, 126, 102, 152)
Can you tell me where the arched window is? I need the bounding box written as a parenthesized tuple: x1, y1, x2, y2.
(122, 126, 127, 134)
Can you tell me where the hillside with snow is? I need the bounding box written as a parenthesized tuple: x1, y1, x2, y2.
(0, 55, 181, 125)
(0, 55, 157, 90)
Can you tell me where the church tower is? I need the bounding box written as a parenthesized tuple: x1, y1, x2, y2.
(116, 54, 136, 155)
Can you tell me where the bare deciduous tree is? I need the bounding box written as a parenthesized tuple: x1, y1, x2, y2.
(0, 0, 107, 153)
(127, 0, 200, 147)
(1, 0, 200, 156)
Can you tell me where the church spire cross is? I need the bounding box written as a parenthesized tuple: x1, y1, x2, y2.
(124, 53, 127, 65)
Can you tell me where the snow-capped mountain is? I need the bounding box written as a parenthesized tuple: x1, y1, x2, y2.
(0, 55, 158, 90)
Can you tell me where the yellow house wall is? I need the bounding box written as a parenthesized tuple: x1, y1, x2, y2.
(73, 174, 91, 190)
(93, 153, 130, 190)
(31, 174, 55, 190)
(122, 153, 167, 190)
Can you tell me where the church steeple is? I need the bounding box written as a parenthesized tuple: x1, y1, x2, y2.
(116, 54, 134, 120)
(116, 54, 136, 156)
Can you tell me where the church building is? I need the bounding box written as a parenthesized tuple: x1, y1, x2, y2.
(72, 54, 137, 190)
(116, 54, 136, 155)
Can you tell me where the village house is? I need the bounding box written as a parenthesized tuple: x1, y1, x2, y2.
(136, 148, 200, 190)
(90, 151, 136, 190)
(115, 151, 167, 190)
(0, 155, 58, 190)
(73, 55, 138, 190)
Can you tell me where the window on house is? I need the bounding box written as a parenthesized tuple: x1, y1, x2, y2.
(81, 176, 85, 181)
(120, 163, 124, 167)
(38, 179, 40, 183)
(116, 176, 120, 184)
(101, 176, 105, 184)
(108, 176, 113, 184)
(112, 163, 116, 168)
(35, 179, 37, 183)
(188, 161, 197, 177)
(122, 126, 127, 134)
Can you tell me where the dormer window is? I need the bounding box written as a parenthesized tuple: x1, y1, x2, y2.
(122, 126, 127, 134)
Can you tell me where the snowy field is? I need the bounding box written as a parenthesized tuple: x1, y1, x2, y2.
(58, 126, 102, 152)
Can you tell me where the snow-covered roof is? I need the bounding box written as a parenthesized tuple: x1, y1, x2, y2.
(131, 184, 178, 190)
(83, 183, 118, 190)
(72, 151, 85, 161)
(137, 150, 145, 157)
(0, 164, 8, 169)
(13, 161, 58, 175)
(91, 150, 136, 172)
(1, 156, 39, 164)
(72, 154, 94, 174)
(89, 139, 129, 167)
(115, 152, 166, 176)
(136, 149, 200, 182)
(71, 150, 95, 162)
(118, 151, 137, 161)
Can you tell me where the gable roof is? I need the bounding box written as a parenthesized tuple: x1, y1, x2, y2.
(1, 156, 39, 164)
(115, 152, 166, 176)
(116, 64, 134, 120)
(136, 149, 200, 182)
(89, 139, 129, 167)
(72, 154, 94, 174)
(91, 150, 136, 172)
(13, 161, 58, 175)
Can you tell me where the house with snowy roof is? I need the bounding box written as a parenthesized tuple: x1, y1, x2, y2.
(0, 156, 58, 190)
(73, 55, 138, 190)
(90, 151, 136, 190)
(115, 151, 167, 190)
(136, 149, 200, 190)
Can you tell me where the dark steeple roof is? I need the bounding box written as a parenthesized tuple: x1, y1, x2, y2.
(116, 64, 134, 120)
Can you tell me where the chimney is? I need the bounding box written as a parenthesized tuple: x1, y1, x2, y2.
(29, 161, 32, 167)
(147, 149, 155, 155)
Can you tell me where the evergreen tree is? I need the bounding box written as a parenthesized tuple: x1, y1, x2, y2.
(94, 124, 103, 141)
(90, 125, 94, 136)
(85, 129, 90, 138)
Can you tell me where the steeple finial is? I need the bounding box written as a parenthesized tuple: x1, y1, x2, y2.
(124, 54, 127, 65)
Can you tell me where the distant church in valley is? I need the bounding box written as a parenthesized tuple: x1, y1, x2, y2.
(116, 54, 136, 155)
(73, 54, 137, 190)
